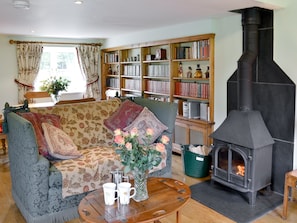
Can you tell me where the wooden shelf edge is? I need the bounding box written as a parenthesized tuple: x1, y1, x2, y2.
(144, 91, 170, 97)
(173, 95, 209, 102)
(176, 115, 215, 125)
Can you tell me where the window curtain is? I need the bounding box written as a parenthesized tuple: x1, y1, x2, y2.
(15, 43, 43, 103)
(76, 45, 100, 99)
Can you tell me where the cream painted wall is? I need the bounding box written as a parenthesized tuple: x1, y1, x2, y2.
(104, 19, 214, 48)
(0, 35, 18, 114)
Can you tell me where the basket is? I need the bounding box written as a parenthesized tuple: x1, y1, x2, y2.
(182, 145, 210, 178)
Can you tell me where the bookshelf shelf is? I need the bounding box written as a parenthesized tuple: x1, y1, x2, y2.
(106, 75, 119, 78)
(121, 88, 141, 93)
(101, 33, 215, 146)
(121, 75, 141, 79)
(144, 91, 170, 96)
(173, 77, 208, 81)
(173, 95, 209, 102)
(143, 60, 170, 63)
(172, 58, 209, 62)
(143, 76, 169, 80)
(176, 115, 214, 124)
(121, 61, 141, 64)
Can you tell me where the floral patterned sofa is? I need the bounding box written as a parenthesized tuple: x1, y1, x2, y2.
(4, 97, 178, 223)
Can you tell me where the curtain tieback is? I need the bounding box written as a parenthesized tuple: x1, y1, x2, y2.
(86, 76, 99, 86)
(14, 79, 34, 88)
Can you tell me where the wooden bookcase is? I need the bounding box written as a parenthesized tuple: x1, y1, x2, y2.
(101, 34, 215, 147)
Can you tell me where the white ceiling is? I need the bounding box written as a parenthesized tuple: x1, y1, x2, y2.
(0, 0, 284, 39)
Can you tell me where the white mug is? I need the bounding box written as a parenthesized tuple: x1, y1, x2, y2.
(103, 182, 118, 205)
(118, 182, 136, 205)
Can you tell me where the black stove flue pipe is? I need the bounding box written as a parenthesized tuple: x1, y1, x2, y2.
(238, 8, 260, 111)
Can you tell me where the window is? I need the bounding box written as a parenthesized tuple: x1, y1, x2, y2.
(34, 46, 86, 93)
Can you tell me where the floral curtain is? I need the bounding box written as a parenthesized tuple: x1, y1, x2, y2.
(15, 43, 43, 103)
(76, 45, 100, 99)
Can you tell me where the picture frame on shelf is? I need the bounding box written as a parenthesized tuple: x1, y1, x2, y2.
(155, 48, 166, 60)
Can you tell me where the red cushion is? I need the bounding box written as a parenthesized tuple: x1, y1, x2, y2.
(34, 113, 61, 130)
(104, 99, 143, 131)
(18, 112, 61, 159)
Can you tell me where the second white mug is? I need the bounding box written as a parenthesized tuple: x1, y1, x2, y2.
(118, 182, 136, 205)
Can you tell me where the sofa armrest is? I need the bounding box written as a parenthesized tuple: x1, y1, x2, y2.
(133, 98, 178, 177)
(7, 112, 50, 215)
(26, 156, 50, 215)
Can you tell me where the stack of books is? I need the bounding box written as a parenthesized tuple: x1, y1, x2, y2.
(175, 40, 210, 60)
(182, 101, 209, 121)
(175, 82, 209, 99)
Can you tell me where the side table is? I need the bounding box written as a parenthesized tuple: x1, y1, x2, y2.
(0, 119, 7, 155)
(78, 177, 191, 223)
(282, 169, 297, 219)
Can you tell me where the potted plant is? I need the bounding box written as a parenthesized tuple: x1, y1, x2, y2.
(40, 76, 70, 102)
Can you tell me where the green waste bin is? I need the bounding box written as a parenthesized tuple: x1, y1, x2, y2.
(182, 145, 210, 178)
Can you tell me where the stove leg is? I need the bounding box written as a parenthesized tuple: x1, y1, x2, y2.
(210, 179, 214, 186)
(248, 191, 257, 206)
(261, 185, 272, 196)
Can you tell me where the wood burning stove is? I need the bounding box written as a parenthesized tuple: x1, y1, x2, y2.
(210, 7, 275, 205)
(211, 110, 274, 205)
(212, 140, 273, 205)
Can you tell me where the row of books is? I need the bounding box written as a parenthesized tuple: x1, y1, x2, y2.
(147, 64, 170, 77)
(106, 77, 119, 88)
(175, 40, 210, 60)
(182, 101, 209, 121)
(146, 80, 170, 94)
(175, 82, 209, 99)
(124, 79, 141, 91)
(123, 65, 141, 76)
(104, 53, 119, 63)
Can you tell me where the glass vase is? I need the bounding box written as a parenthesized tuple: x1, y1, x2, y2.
(132, 170, 149, 202)
(51, 92, 61, 103)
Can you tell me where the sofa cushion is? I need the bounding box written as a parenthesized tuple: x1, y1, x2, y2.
(35, 113, 61, 129)
(30, 98, 122, 149)
(42, 123, 81, 160)
(124, 107, 168, 144)
(133, 97, 178, 134)
(104, 99, 143, 131)
(18, 112, 61, 158)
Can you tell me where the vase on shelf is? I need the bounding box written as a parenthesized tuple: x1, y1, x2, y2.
(51, 91, 61, 103)
(132, 170, 149, 202)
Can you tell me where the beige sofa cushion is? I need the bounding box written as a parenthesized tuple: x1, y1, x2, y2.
(30, 98, 122, 150)
(42, 123, 81, 160)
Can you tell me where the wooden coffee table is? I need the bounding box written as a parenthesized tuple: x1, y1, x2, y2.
(78, 177, 191, 223)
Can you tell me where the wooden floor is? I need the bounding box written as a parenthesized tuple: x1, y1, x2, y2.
(0, 152, 296, 223)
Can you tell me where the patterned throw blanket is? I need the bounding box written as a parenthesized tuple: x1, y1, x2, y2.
(53, 146, 167, 198)
(53, 146, 122, 198)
